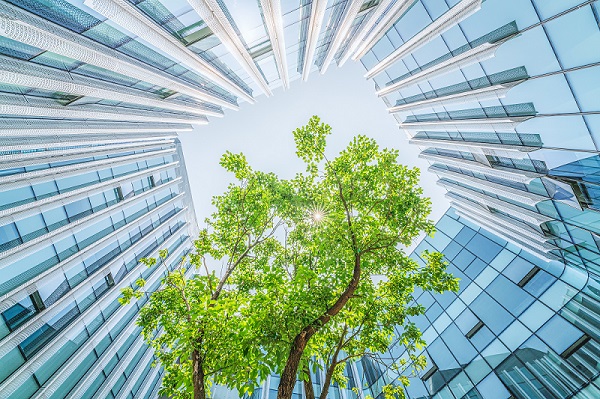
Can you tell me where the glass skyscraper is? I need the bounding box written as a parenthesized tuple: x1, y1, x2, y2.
(0, 0, 599, 398)
(361, 0, 600, 275)
(0, 130, 198, 398)
(358, 1, 600, 397)
(372, 208, 600, 398)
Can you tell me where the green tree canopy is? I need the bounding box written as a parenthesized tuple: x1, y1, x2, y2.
(234, 117, 458, 399)
(121, 116, 458, 399)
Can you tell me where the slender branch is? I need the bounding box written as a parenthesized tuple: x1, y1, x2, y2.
(363, 208, 418, 254)
(323, 155, 357, 252)
(202, 256, 215, 296)
(166, 272, 193, 324)
(335, 352, 363, 365)
(319, 324, 347, 399)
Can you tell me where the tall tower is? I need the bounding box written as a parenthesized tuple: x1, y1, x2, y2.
(374, 208, 600, 398)
(0, 128, 198, 399)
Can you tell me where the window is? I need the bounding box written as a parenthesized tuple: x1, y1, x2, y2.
(105, 273, 115, 287)
(486, 275, 534, 317)
(421, 362, 438, 383)
(115, 186, 124, 201)
(41, 206, 68, 230)
(517, 266, 540, 287)
(0, 223, 21, 251)
(1, 296, 36, 332)
(561, 334, 590, 359)
(29, 291, 45, 312)
(538, 315, 586, 356)
(65, 198, 93, 221)
(31, 181, 57, 200)
(15, 213, 47, 241)
(0, 185, 35, 209)
(121, 182, 134, 199)
(466, 320, 485, 339)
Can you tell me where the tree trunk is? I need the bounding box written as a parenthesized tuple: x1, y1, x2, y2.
(319, 357, 339, 399)
(320, 326, 345, 399)
(277, 254, 362, 399)
(277, 331, 312, 399)
(318, 367, 333, 399)
(192, 349, 206, 399)
(303, 366, 315, 399)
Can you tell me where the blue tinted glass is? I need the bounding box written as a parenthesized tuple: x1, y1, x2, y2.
(537, 315, 584, 354)
(31, 181, 58, 199)
(89, 192, 108, 210)
(545, 6, 600, 69)
(0, 223, 20, 248)
(455, 227, 476, 246)
(42, 206, 68, 229)
(470, 293, 512, 334)
(435, 290, 458, 309)
(98, 167, 114, 181)
(453, 249, 476, 271)
(476, 372, 511, 399)
(57, 171, 100, 192)
(486, 275, 534, 316)
(465, 258, 487, 279)
(0, 186, 35, 208)
(54, 235, 78, 261)
(426, 302, 443, 322)
(65, 198, 92, 220)
(64, 261, 87, 287)
(470, 325, 495, 351)
(0, 35, 43, 60)
(524, 270, 555, 296)
(15, 213, 47, 238)
(0, 167, 25, 177)
(430, 231, 452, 251)
(440, 324, 477, 364)
(568, 66, 600, 112)
(422, 0, 450, 20)
(443, 241, 463, 260)
(466, 235, 502, 263)
(75, 218, 113, 247)
(0, 245, 58, 295)
(1, 296, 35, 331)
(456, 309, 479, 334)
(502, 256, 535, 284)
(427, 338, 459, 371)
(112, 164, 138, 177)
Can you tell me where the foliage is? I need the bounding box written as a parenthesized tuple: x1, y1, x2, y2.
(301, 250, 457, 399)
(232, 116, 458, 399)
(120, 116, 458, 399)
(120, 151, 290, 399)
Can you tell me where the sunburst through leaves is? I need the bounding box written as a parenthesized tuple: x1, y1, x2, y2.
(307, 204, 328, 225)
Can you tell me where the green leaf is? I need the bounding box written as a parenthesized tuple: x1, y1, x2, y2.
(131, 116, 456, 399)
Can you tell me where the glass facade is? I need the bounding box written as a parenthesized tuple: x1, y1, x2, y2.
(361, 0, 600, 276)
(365, 208, 600, 399)
(357, 1, 600, 397)
(0, 133, 198, 399)
(0, 0, 599, 398)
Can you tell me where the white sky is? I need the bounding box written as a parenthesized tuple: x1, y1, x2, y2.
(179, 62, 450, 239)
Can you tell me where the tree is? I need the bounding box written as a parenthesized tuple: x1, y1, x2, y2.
(120, 153, 290, 399)
(233, 116, 458, 399)
(301, 251, 456, 399)
(121, 116, 458, 399)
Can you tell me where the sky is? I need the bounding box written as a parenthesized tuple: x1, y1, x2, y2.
(178, 61, 450, 239)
